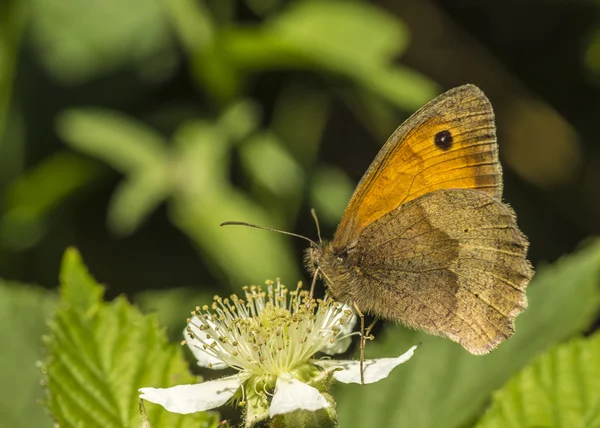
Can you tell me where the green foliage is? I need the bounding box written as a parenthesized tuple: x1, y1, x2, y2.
(269, 1, 409, 69)
(1, 152, 106, 250)
(0, 0, 26, 141)
(2, 0, 599, 426)
(0, 281, 56, 428)
(476, 331, 600, 427)
(29, 0, 175, 83)
(165, 0, 437, 106)
(1, 0, 438, 286)
(585, 28, 600, 83)
(59, 102, 301, 287)
(335, 239, 600, 428)
(42, 248, 220, 427)
(135, 287, 216, 340)
(309, 166, 355, 227)
(57, 109, 171, 236)
(170, 119, 301, 287)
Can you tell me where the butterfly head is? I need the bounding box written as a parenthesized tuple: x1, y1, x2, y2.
(304, 241, 324, 277)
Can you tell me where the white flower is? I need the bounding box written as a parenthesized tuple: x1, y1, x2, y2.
(139, 280, 417, 426)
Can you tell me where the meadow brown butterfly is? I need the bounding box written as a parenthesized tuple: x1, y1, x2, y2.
(305, 84, 532, 355)
(225, 84, 533, 356)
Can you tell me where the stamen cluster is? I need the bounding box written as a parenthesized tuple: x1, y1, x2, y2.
(186, 280, 354, 375)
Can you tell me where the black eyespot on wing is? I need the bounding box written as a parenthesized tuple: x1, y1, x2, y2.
(434, 130, 453, 151)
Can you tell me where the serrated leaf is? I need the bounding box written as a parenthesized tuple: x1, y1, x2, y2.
(59, 247, 104, 311)
(0, 281, 56, 428)
(43, 248, 220, 428)
(477, 331, 600, 427)
(335, 239, 600, 428)
(584, 395, 600, 427)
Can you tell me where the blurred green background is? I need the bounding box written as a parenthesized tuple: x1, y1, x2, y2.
(3, 0, 600, 426)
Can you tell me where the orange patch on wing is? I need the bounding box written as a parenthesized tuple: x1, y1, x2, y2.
(333, 86, 501, 248)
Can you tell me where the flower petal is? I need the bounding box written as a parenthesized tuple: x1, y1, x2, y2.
(320, 335, 352, 356)
(319, 303, 357, 355)
(269, 373, 330, 417)
(315, 345, 417, 384)
(139, 376, 241, 414)
(184, 316, 228, 369)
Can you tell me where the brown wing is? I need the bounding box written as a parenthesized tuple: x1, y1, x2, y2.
(333, 85, 501, 250)
(347, 189, 531, 354)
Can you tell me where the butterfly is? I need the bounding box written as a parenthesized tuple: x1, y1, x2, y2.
(305, 84, 533, 356)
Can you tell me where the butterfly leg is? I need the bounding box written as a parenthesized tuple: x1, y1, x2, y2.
(365, 319, 378, 341)
(352, 302, 366, 385)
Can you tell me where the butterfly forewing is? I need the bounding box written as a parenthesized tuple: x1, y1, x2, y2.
(334, 85, 501, 249)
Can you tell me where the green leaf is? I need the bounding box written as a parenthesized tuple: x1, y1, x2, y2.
(57, 109, 169, 174)
(271, 84, 330, 166)
(477, 331, 600, 427)
(359, 66, 440, 111)
(59, 247, 104, 310)
(222, 1, 436, 110)
(269, 1, 437, 109)
(171, 121, 301, 288)
(216, 100, 261, 143)
(239, 132, 305, 226)
(0, 281, 56, 428)
(0, 0, 27, 141)
(270, 1, 408, 71)
(239, 132, 304, 198)
(335, 239, 600, 428)
(43, 248, 220, 427)
(309, 166, 354, 228)
(29, 0, 176, 83)
(1, 152, 106, 250)
(585, 396, 600, 428)
(165, 0, 215, 53)
(135, 287, 217, 340)
(585, 28, 600, 82)
(58, 109, 171, 234)
(107, 172, 170, 236)
(166, 0, 242, 102)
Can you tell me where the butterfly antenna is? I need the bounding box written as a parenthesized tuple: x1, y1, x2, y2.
(310, 208, 323, 243)
(220, 221, 318, 246)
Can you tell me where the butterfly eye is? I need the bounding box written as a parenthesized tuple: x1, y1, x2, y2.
(434, 130, 453, 151)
